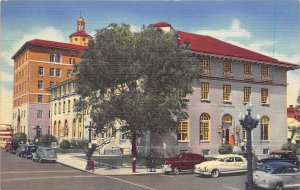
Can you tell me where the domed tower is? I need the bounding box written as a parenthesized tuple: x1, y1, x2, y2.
(70, 16, 92, 46)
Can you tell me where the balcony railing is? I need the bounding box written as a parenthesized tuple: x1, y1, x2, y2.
(244, 73, 254, 80)
(261, 75, 272, 81)
(200, 69, 211, 76)
(223, 71, 233, 78)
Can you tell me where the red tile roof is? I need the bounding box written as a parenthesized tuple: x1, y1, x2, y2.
(152, 22, 298, 69)
(177, 31, 298, 68)
(12, 39, 86, 59)
(69, 30, 93, 39)
(152, 22, 172, 27)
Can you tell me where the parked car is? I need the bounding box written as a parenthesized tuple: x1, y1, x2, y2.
(253, 162, 300, 190)
(258, 150, 299, 166)
(22, 145, 38, 159)
(163, 153, 206, 175)
(15, 144, 27, 157)
(194, 154, 247, 178)
(8, 142, 19, 154)
(32, 147, 57, 163)
(4, 142, 12, 152)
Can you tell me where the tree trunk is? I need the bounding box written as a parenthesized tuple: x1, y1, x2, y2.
(131, 132, 137, 173)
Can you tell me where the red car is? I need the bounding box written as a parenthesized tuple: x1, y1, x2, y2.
(163, 153, 206, 175)
(4, 142, 12, 152)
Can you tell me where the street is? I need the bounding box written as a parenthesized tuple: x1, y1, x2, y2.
(1, 149, 247, 190)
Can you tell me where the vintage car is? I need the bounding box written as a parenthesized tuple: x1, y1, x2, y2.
(163, 153, 206, 175)
(4, 142, 12, 152)
(32, 147, 57, 163)
(8, 142, 19, 154)
(258, 150, 299, 166)
(22, 145, 38, 159)
(15, 144, 27, 157)
(194, 154, 247, 178)
(254, 162, 300, 190)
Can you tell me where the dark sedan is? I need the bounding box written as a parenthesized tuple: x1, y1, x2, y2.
(258, 150, 299, 166)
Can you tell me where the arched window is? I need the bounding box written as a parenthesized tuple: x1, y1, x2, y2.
(222, 114, 232, 125)
(200, 113, 210, 141)
(261, 116, 269, 140)
(178, 113, 189, 141)
(64, 120, 68, 137)
(58, 120, 61, 137)
(73, 119, 77, 138)
(53, 121, 57, 137)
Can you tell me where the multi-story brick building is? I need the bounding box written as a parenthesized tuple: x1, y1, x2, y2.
(144, 22, 300, 157)
(11, 17, 92, 141)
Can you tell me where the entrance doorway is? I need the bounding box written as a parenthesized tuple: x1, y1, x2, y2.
(222, 114, 232, 144)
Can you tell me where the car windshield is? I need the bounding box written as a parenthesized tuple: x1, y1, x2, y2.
(256, 164, 273, 173)
(46, 148, 54, 152)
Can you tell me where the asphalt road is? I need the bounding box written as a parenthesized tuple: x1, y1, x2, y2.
(1, 149, 247, 190)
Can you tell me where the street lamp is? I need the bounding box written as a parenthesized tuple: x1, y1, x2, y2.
(33, 125, 42, 143)
(85, 121, 95, 170)
(238, 103, 260, 190)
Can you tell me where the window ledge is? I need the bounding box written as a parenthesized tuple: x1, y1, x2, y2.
(223, 101, 232, 104)
(201, 99, 211, 103)
(260, 140, 270, 143)
(200, 140, 210, 143)
(178, 140, 189, 143)
(261, 103, 270, 107)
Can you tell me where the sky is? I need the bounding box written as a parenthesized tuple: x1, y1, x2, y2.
(0, 0, 299, 122)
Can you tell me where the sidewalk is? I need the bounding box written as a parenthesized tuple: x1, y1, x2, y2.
(57, 153, 163, 176)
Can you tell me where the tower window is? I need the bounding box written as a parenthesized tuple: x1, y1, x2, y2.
(83, 38, 86, 41)
(75, 38, 78, 41)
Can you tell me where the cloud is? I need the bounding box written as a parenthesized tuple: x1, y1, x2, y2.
(0, 71, 13, 82)
(0, 27, 66, 66)
(196, 18, 251, 40)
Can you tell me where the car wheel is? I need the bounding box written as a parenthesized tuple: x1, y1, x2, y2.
(173, 167, 180, 175)
(211, 169, 220, 178)
(274, 183, 283, 190)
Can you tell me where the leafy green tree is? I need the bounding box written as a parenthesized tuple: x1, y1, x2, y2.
(75, 23, 200, 171)
(218, 144, 233, 154)
(13, 132, 27, 143)
(34, 134, 57, 146)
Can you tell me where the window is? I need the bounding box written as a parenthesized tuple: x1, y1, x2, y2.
(261, 67, 271, 80)
(244, 64, 253, 79)
(37, 110, 43, 118)
(244, 87, 251, 103)
(223, 61, 232, 77)
(38, 80, 44, 89)
(202, 149, 210, 155)
(200, 59, 211, 75)
(200, 113, 210, 141)
(50, 68, 55, 76)
(50, 53, 55, 62)
(83, 38, 86, 42)
(54, 103, 57, 115)
(243, 128, 246, 141)
(38, 95, 43, 103)
(63, 101, 66, 113)
(73, 99, 77, 111)
(73, 58, 76, 64)
(56, 69, 61, 77)
(235, 157, 243, 162)
(55, 53, 61, 63)
(68, 100, 71, 112)
(201, 82, 210, 100)
(75, 38, 78, 41)
(223, 85, 231, 102)
(38, 67, 44, 76)
(58, 102, 61, 114)
(261, 116, 270, 141)
(261, 88, 269, 104)
(67, 70, 72, 78)
(263, 149, 269, 154)
(69, 58, 72, 64)
(178, 113, 189, 141)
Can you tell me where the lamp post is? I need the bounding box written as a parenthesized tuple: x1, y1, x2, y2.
(33, 125, 42, 143)
(238, 103, 260, 190)
(85, 121, 95, 170)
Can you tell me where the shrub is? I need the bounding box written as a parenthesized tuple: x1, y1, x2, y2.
(13, 133, 27, 143)
(60, 140, 71, 149)
(34, 134, 57, 146)
(218, 144, 233, 154)
(282, 142, 300, 155)
(70, 139, 87, 149)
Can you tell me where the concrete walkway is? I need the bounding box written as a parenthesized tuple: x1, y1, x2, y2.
(57, 153, 163, 175)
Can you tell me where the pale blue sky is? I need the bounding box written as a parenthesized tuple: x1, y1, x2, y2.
(0, 0, 299, 105)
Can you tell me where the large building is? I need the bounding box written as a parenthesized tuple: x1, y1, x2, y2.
(11, 17, 92, 141)
(143, 22, 300, 157)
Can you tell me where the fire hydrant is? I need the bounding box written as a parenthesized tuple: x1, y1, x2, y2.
(90, 159, 94, 172)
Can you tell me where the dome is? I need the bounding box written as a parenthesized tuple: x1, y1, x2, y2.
(77, 17, 85, 23)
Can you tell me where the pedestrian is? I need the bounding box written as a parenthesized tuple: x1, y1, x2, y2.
(90, 159, 94, 172)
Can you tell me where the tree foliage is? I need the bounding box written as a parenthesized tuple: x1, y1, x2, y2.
(13, 132, 27, 143)
(75, 23, 200, 139)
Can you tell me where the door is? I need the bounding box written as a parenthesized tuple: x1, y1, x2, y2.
(223, 129, 230, 144)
